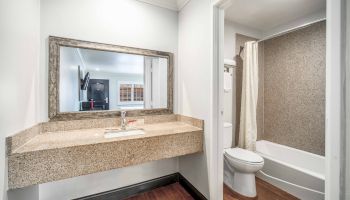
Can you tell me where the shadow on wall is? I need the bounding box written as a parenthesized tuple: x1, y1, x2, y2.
(233, 55, 243, 147)
(7, 185, 39, 200)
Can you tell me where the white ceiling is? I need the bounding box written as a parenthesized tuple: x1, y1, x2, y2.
(79, 48, 144, 75)
(136, 0, 190, 11)
(225, 0, 326, 31)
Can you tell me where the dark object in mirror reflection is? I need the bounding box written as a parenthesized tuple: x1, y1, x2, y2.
(81, 72, 90, 90)
(80, 100, 108, 111)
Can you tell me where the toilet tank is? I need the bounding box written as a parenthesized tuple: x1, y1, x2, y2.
(223, 122, 233, 149)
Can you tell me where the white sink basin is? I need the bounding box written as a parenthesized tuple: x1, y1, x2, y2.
(104, 128, 145, 139)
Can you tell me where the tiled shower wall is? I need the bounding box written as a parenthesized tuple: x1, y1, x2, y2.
(234, 21, 326, 155)
(263, 21, 326, 155)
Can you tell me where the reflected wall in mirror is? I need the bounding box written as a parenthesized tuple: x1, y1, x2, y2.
(60, 47, 168, 112)
(49, 36, 173, 120)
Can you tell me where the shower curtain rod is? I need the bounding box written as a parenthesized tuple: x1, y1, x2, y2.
(255, 18, 326, 43)
(238, 18, 326, 56)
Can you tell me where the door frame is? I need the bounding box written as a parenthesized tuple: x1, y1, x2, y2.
(87, 79, 110, 110)
(325, 0, 347, 199)
(211, 0, 346, 199)
(344, 1, 350, 198)
(210, 1, 232, 199)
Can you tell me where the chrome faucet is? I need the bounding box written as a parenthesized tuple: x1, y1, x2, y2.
(120, 111, 127, 130)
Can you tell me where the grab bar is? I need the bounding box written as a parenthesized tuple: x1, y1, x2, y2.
(258, 170, 325, 195)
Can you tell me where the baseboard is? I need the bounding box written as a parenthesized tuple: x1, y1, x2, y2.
(224, 184, 258, 200)
(74, 173, 207, 200)
(178, 173, 207, 200)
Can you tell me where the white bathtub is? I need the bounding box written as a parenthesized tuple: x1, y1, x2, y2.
(255, 140, 325, 200)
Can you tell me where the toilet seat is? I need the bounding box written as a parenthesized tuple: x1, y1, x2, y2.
(224, 148, 263, 164)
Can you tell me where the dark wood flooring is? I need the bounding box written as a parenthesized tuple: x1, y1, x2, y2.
(224, 178, 299, 200)
(124, 182, 194, 200)
(123, 177, 298, 200)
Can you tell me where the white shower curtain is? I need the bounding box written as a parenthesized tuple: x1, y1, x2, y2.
(238, 41, 259, 151)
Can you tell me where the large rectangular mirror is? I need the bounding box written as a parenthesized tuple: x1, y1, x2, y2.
(49, 36, 173, 120)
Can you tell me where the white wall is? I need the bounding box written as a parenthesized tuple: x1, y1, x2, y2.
(223, 20, 262, 124)
(224, 20, 263, 60)
(39, 159, 178, 200)
(59, 47, 83, 112)
(39, 0, 179, 199)
(263, 9, 326, 38)
(39, 0, 178, 121)
(345, 1, 350, 198)
(177, 0, 212, 198)
(0, 0, 41, 199)
(325, 0, 343, 199)
(223, 9, 326, 61)
(151, 58, 168, 108)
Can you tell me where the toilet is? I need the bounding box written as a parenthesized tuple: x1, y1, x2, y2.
(223, 122, 264, 198)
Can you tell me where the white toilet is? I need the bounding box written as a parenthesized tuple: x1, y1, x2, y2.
(223, 122, 264, 198)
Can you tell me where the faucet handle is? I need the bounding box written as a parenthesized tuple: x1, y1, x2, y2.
(121, 110, 126, 117)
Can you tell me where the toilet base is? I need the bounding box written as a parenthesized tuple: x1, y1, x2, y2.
(232, 171, 257, 197)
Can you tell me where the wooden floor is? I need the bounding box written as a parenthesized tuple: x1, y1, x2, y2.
(224, 178, 299, 200)
(124, 183, 194, 200)
(123, 178, 298, 200)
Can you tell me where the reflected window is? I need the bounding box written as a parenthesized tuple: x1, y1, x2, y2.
(134, 84, 144, 101)
(120, 84, 132, 102)
(118, 82, 144, 105)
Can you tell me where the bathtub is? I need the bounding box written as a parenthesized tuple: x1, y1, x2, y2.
(255, 140, 325, 200)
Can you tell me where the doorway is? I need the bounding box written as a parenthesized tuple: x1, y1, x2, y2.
(87, 79, 110, 110)
(211, 0, 346, 199)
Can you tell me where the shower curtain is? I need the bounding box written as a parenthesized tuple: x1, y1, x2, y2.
(238, 41, 259, 151)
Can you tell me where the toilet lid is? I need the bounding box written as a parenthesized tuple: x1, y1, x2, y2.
(225, 148, 263, 163)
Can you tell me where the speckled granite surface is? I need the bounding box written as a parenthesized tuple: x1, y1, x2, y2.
(7, 114, 204, 189)
(263, 21, 325, 155)
(6, 124, 41, 155)
(6, 114, 178, 155)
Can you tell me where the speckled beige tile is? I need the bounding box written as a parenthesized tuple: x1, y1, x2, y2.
(13, 122, 202, 154)
(143, 114, 177, 124)
(41, 114, 177, 133)
(176, 115, 204, 129)
(263, 21, 325, 155)
(9, 130, 202, 189)
(7, 115, 204, 189)
(6, 124, 41, 155)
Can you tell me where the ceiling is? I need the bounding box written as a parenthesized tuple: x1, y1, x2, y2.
(79, 48, 144, 75)
(136, 0, 190, 11)
(225, 0, 326, 31)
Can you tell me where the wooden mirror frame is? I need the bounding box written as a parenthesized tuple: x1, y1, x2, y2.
(48, 36, 173, 121)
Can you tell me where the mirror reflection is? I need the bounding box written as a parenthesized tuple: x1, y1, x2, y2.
(59, 47, 168, 112)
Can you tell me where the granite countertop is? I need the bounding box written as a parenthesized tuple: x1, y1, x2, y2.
(13, 121, 202, 154)
(7, 114, 204, 189)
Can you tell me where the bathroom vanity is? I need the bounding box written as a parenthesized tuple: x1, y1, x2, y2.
(7, 114, 203, 189)
(6, 36, 204, 190)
